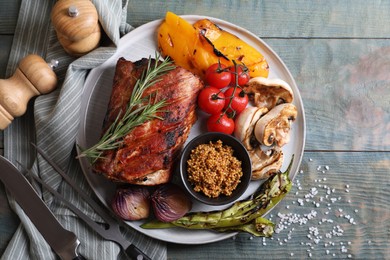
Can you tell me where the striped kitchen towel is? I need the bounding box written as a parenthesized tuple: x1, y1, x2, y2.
(1, 0, 166, 259)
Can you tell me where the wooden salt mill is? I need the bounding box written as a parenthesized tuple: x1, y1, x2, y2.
(0, 55, 58, 130)
(51, 0, 101, 57)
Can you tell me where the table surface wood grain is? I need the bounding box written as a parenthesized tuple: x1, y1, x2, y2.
(1, 1, 389, 259)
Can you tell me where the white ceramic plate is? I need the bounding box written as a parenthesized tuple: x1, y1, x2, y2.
(76, 15, 306, 244)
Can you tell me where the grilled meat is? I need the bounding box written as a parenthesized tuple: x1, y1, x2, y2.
(93, 58, 203, 185)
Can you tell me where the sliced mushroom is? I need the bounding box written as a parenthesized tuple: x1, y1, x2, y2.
(234, 106, 283, 179)
(244, 77, 294, 110)
(234, 106, 268, 151)
(254, 103, 297, 147)
(249, 146, 284, 180)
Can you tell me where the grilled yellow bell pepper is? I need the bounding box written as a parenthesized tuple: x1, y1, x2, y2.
(157, 12, 269, 79)
(193, 19, 269, 78)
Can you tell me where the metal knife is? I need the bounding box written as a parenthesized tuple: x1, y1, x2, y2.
(0, 156, 85, 260)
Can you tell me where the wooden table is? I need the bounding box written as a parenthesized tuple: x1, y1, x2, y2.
(1, 1, 389, 259)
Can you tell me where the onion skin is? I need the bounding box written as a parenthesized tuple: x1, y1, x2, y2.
(151, 183, 192, 222)
(111, 186, 151, 221)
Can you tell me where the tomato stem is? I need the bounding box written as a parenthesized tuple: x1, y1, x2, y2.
(221, 61, 239, 118)
(216, 58, 230, 73)
(211, 93, 221, 100)
(213, 60, 248, 122)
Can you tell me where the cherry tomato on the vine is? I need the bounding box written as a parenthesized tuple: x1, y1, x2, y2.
(205, 63, 232, 89)
(207, 113, 235, 134)
(197, 87, 226, 115)
(223, 87, 249, 115)
(229, 64, 250, 86)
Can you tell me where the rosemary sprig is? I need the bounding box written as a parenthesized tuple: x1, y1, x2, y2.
(78, 54, 175, 163)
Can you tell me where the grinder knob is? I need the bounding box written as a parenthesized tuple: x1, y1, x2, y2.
(0, 54, 58, 130)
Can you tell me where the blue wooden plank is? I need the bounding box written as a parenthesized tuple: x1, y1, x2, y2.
(266, 38, 390, 151)
(127, 0, 390, 38)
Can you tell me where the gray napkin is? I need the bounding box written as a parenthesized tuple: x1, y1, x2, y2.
(1, 0, 166, 259)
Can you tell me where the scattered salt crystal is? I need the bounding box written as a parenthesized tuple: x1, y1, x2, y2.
(262, 160, 356, 258)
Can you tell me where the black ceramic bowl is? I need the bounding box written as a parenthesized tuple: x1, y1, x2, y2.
(179, 132, 252, 206)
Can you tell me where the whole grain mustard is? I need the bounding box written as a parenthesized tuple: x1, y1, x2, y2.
(187, 140, 243, 198)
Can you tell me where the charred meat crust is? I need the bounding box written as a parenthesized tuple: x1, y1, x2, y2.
(93, 57, 203, 185)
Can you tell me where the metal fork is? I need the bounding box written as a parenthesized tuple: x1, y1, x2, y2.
(28, 144, 151, 260)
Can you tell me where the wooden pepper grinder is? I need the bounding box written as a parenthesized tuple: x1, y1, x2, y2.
(51, 0, 101, 57)
(0, 54, 58, 130)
